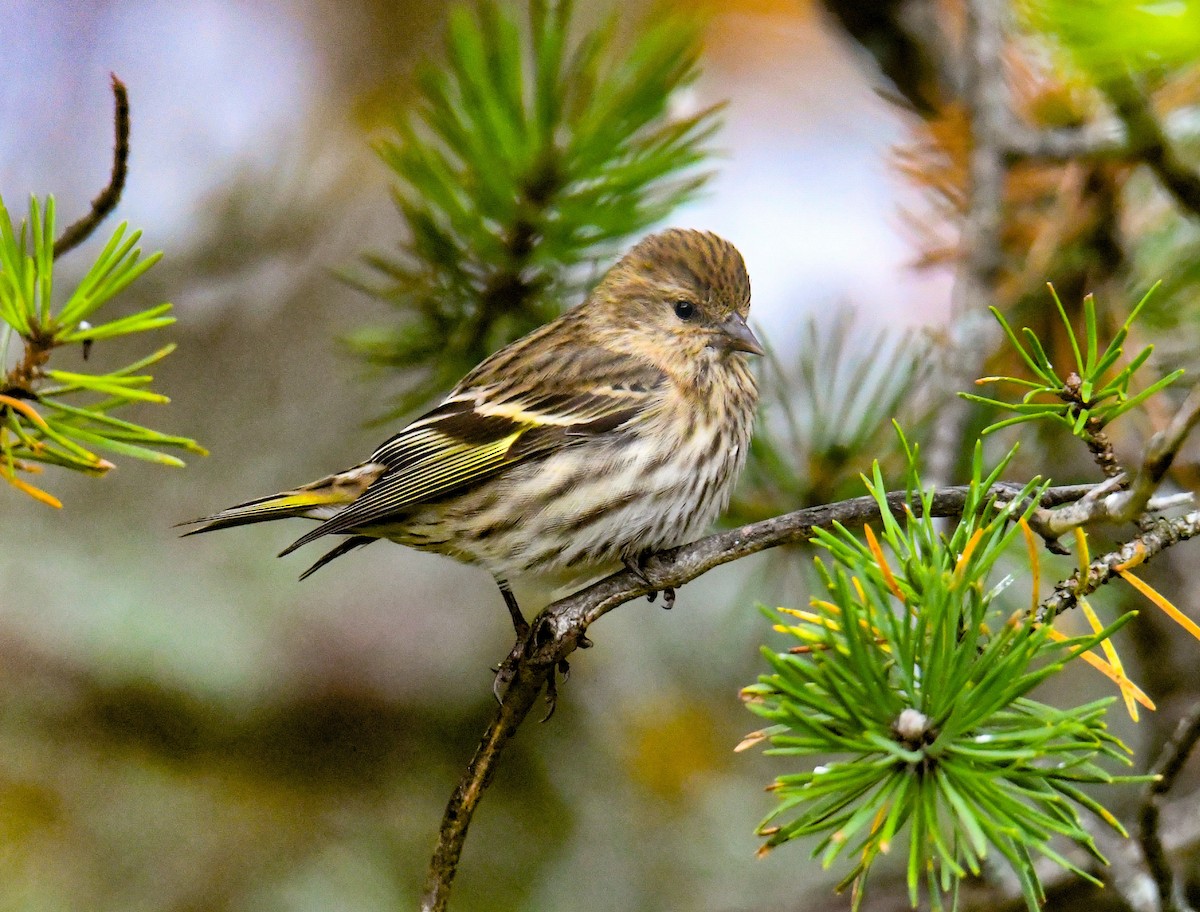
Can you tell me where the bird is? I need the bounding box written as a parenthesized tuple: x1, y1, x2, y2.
(184, 228, 761, 697)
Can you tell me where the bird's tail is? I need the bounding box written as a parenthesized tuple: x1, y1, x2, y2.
(179, 462, 386, 535)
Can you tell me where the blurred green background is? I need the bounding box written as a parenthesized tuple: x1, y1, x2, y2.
(3, 1, 1192, 910)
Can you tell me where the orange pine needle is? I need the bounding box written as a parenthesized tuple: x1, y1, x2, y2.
(954, 527, 986, 577)
(0, 393, 50, 430)
(1, 470, 63, 508)
(863, 524, 906, 602)
(1119, 570, 1200, 642)
(1114, 542, 1148, 572)
(735, 731, 769, 753)
(1045, 627, 1155, 713)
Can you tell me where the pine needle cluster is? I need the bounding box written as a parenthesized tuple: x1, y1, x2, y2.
(0, 195, 204, 507)
(741, 441, 1146, 911)
(348, 0, 721, 415)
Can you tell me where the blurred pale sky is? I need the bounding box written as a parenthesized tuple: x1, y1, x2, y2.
(1, 0, 953, 343)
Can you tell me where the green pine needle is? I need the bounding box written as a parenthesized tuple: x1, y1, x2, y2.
(350, 0, 721, 417)
(0, 193, 204, 505)
(964, 285, 1181, 442)
(741, 439, 1147, 910)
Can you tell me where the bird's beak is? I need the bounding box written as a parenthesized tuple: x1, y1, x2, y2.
(719, 313, 764, 356)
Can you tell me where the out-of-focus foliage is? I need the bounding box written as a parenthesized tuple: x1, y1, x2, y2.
(0, 195, 204, 507)
(1023, 0, 1200, 80)
(732, 313, 930, 521)
(349, 0, 721, 415)
(742, 442, 1145, 912)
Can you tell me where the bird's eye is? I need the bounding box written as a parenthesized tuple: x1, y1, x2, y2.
(673, 299, 696, 320)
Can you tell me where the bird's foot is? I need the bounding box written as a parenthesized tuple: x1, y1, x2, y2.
(623, 555, 676, 609)
(491, 637, 525, 704)
(491, 618, 592, 719)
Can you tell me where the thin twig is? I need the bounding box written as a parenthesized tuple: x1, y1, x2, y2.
(1002, 107, 1200, 164)
(1002, 119, 1131, 161)
(1057, 372, 1125, 480)
(53, 73, 129, 259)
(1141, 700, 1200, 912)
(420, 660, 551, 912)
(1104, 73, 1200, 219)
(421, 480, 1098, 910)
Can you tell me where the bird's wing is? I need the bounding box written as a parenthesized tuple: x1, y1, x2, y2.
(279, 349, 666, 555)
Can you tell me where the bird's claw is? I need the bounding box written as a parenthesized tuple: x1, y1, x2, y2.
(539, 658, 572, 722)
(492, 627, 580, 718)
(491, 636, 526, 704)
(624, 556, 676, 609)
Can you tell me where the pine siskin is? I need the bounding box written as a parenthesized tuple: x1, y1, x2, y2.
(185, 228, 761, 641)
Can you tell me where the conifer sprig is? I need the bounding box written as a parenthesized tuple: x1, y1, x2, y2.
(0, 195, 204, 507)
(350, 0, 721, 415)
(963, 284, 1182, 439)
(740, 439, 1147, 911)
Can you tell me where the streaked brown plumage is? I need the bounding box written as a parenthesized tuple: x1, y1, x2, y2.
(185, 228, 760, 632)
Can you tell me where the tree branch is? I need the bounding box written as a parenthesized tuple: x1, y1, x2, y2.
(1038, 510, 1200, 622)
(1032, 383, 1200, 537)
(1141, 699, 1200, 912)
(1103, 74, 1200, 220)
(421, 480, 1099, 911)
(53, 73, 129, 260)
(926, 0, 1010, 486)
(817, 0, 951, 115)
(999, 99, 1200, 163)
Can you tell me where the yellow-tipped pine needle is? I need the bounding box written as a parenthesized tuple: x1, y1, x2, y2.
(1045, 627, 1155, 713)
(863, 524, 905, 602)
(1, 467, 63, 508)
(851, 576, 868, 604)
(780, 605, 832, 622)
(1078, 598, 1122, 670)
(1019, 518, 1041, 614)
(1080, 597, 1137, 721)
(870, 803, 889, 838)
(1119, 569, 1200, 642)
(1073, 527, 1090, 592)
(0, 394, 51, 430)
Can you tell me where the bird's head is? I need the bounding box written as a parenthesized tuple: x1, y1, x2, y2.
(589, 228, 762, 364)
